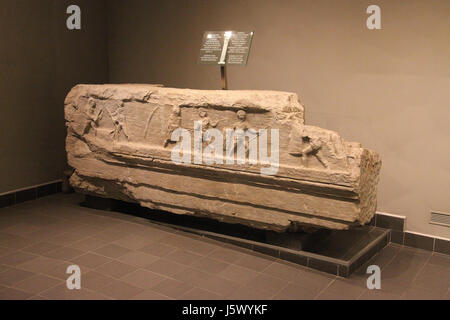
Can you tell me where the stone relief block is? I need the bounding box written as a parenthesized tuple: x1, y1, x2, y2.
(65, 84, 381, 232)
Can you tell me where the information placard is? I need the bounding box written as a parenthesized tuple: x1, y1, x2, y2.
(198, 31, 253, 65)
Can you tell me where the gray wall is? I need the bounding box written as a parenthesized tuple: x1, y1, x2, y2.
(106, 0, 450, 238)
(0, 0, 108, 193)
(1, 0, 447, 239)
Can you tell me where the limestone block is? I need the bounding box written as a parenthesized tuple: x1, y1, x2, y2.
(65, 84, 381, 232)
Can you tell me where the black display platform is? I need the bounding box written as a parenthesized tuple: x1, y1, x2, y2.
(82, 195, 390, 277)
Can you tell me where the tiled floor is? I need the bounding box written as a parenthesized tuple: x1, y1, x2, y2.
(0, 193, 448, 300)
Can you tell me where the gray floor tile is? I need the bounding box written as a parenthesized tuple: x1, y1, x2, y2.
(69, 237, 110, 251)
(41, 262, 83, 281)
(318, 279, 366, 299)
(0, 264, 11, 274)
(0, 194, 447, 301)
(363, 243, 401, 270)
(138, 242, 177, 257)
(165, 249, 203, 266)
(0, 267, 35, 286)
(14, 274, 62, 294)
(262, 260, 305, 282)
(373, 279, 410, 296)
(93, 229, 129, 242)
(116, 251, 159, 268)
(121, 269, 167, 289)
(227, 283, 273, 300)
(245, 273, 289, 294)
(150, 278, 194, 298)
(129, 290, 172, 300)
(207, 247, 245, 264)
(0, 234, 35, 249)
(41, 283, 109, 300)
(94, 260, 138, 279)
(427, 253, 450, 269)
(0, 287, 34, 300)
(112, 234, 154, 250)
(291, 269, 335, 292)
(0, 251, 38, 266)
(93, 244, 131, 259)
(200, 276, 241, 297)
(162, 234, 217, 256)
(358, 289, 403, 300)
(0, 246, 14, 258)
(173, 267, 214, 286)
(70, 253, 112, 269)
(190, 256, 230, 274)
(402, 286, 446, 300)
(27, 295, 51, 300)
(46, 232, 87, 246)
(98, 279, 145, 299)
(21, 241, 62, 255)
(81, 270, 116, 291)
(1, 223, 41, 237)
(179, 287, 222, 300)
(411, 263, 450, 295)
(144, 258, 187, 277)
(233, 252, 274, 272)
(218, 264, 260, 284)
(17, 256, 64, 274)
(273, 283, 317, 300)
(43, 246, 85, 261)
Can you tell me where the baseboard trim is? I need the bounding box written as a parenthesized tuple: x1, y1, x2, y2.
(372, 212, 449, 255)
(0, 181, 62, 208)
(392, 230, 450, 255)
(373, 212, 405, 231)
(0, 180, 63, 196)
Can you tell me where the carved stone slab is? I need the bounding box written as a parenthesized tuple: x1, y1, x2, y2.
(65, 84, 381, 232)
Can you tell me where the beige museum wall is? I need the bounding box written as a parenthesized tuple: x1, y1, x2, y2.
(0, 0, 108, 194)
(106, 0, 450, 238)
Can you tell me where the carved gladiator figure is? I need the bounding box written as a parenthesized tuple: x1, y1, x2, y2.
(106, 103, 129, 141)
(196, 108, 219, 144)
(225, 110, 258, 158)
(289, 126, 329, 169)
(110, 117, 128, 141)
(198, 108, 218, 131)
(84, 98, 103, 135)
(164, 106, 182, 147)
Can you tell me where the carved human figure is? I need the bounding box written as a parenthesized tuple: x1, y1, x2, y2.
(110, 117, 128, 141)
(164, 106, 182, 147)
(196, 108, 219, 144)
(199, 108, 218, 131)
(84, 98, 103, 135)
(233, 110, 249, 131)
(288, 126, 329, 169)
(225, 110, 257, 158)
(107, 102, 129, 141)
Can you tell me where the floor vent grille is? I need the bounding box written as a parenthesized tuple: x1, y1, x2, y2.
(430, 211, 450, 227)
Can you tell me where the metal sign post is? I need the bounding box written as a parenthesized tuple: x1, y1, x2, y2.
(218, 31, 232, 90)
(220, 65, 228, 90)
(198, 31, 254, 90)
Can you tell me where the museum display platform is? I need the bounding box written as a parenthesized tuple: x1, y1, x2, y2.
(83, 195, 390, 277)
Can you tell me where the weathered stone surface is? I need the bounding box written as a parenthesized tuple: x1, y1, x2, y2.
(65, 84, 381, 232)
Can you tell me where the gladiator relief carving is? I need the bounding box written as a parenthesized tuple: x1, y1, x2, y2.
(164, 106, 181, 147)
(65, 84, 381, 232)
